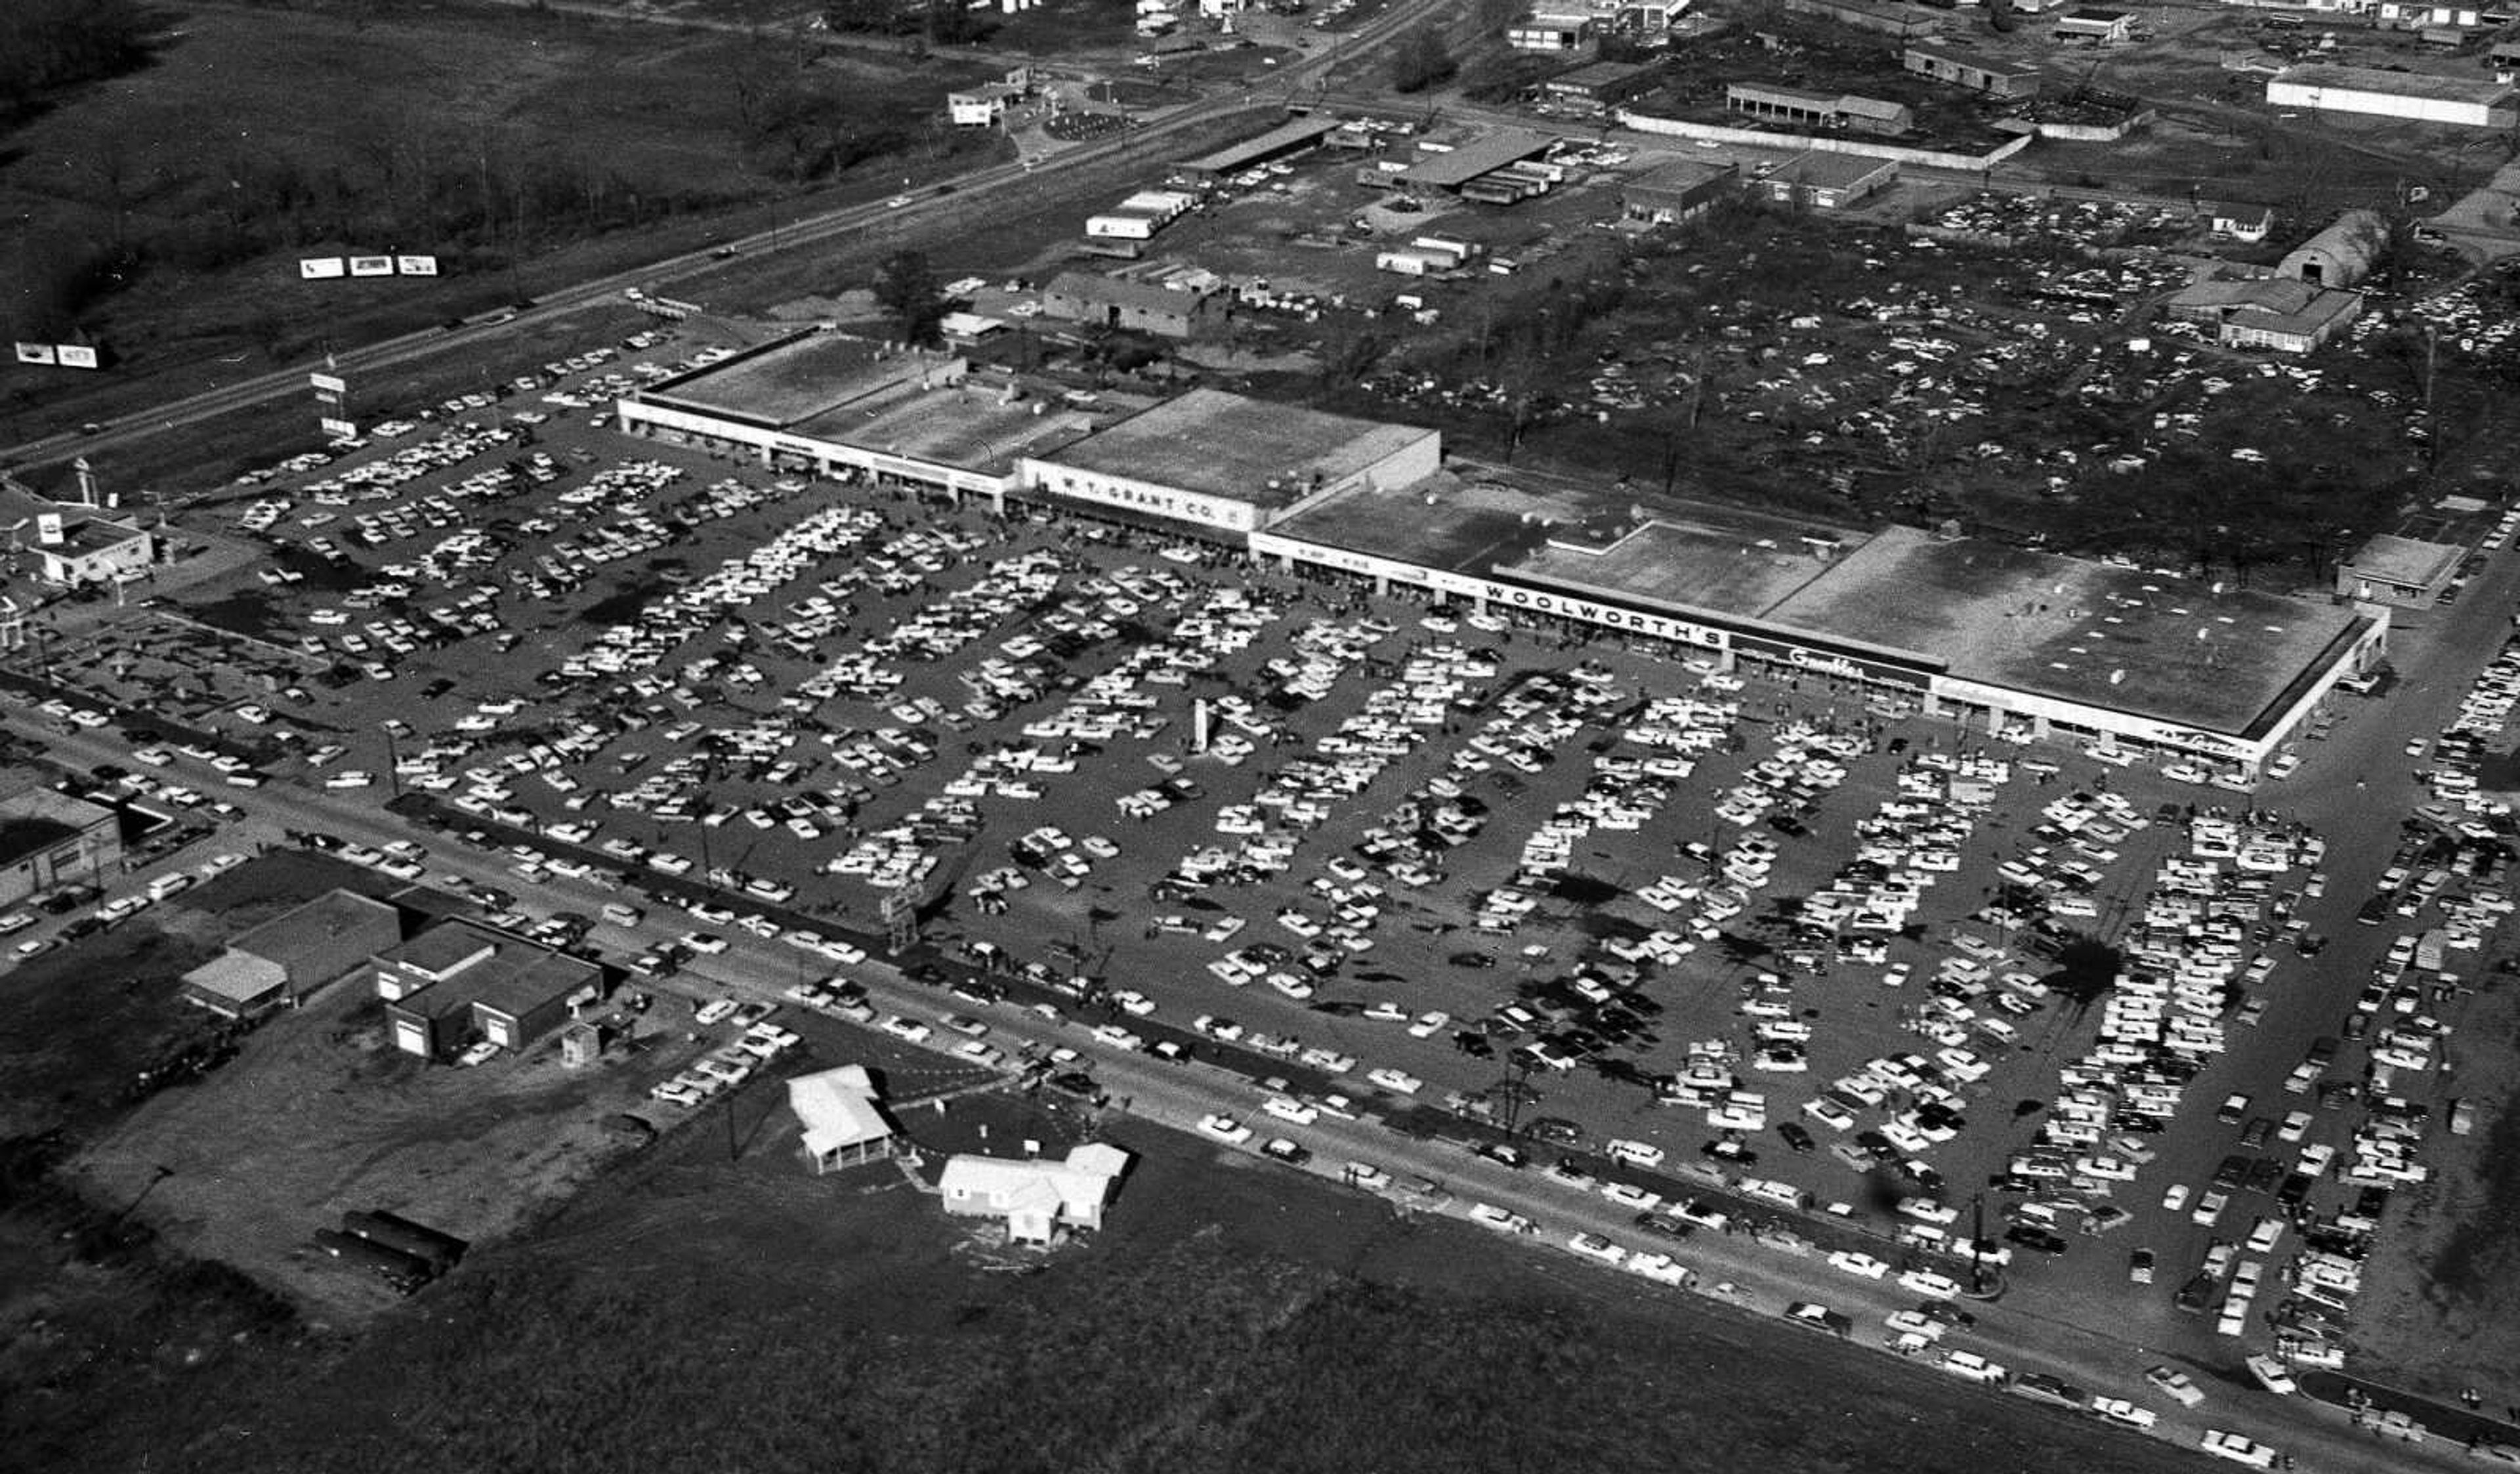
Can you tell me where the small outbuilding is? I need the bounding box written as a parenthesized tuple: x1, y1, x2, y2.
(1622, 157, 1740, 224)
(789, 1064, 897, 1172)
(2336, 534, 2464, 608)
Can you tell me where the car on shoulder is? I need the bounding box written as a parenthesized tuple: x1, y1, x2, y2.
(1783, 1301, 1852, 1337)
(1260, 1136, 1312, 1166)
(2128, 1248, 2156, 1285)
(2089, 1397, 2157, 1431)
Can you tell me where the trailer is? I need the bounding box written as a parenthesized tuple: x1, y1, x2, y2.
(343, 1209, 467, 1275)
(312, 1228, 434, 1294)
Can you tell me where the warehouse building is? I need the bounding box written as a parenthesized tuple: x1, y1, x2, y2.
(2265, 64, 2517, 127)
(1727, 81, 1914, 135)
(2337, 534, 2464, 608)
(1018, 389, 1441, 536)
(1621, 157, 1740, 224)
(2053, 7, 2135, 43)
(1542, 60, 1663, 110)
(1040, 271, 1217, 337)
(1395, 128, 1559, 201)
(1757, 152, 1899, 209)
(1174, 114, 1345, 179)
(180, 889, 403, 1018)
(1506, 14, 1594, 50)
(2162, 276, 2362, 353)
(2279, 208, 2389, 288)
(1901, 40, 2044, 98)
(0, 787, 119, 908)
(1782, 0, 1941, 37)
(376, 919, 600, 1060)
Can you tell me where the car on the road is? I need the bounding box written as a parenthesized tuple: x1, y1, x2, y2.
(2089, 1397, 2157, 1430)
(2198, 1430, 2278, 1469)
(2160, 1183, 2191, 1212)
(2127, 1248, 2156, 1285)
(2145, 1366, 2205, 1406)
(1260, 1137, 1312, 1166)
(1938, 1350, 2006, 1385)
(2242, 1354, 2298, 1397)
(1783, 1301, 1852, 1337)
(1468, 1202, 1536, 1234)
(1199, 1114, 1253, 1145)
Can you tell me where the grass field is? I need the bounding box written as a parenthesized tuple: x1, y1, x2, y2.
(0, 1, 1004, 442)
(9, 1063, 2229, 1474)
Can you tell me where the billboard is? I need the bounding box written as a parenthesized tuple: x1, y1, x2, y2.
(308, 371, 348, 395)
(54, 345, 99, 369)
(35, 514, 63, 547)
(299, 257, 346, 280)
(348, 255, 394, 278)
(319, 417, 360, 440)
(13, 343, 100, 369)
(13, 343, 57, 366)
(396, 255, 439, 276)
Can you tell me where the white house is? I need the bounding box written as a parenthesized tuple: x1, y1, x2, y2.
(938, 1142, 1131, 1242)
(789, 1064, 896, 1172)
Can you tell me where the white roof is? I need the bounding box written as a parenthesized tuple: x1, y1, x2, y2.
(181, 951, 287, 1007)
(788, 1064, 892, 1155)
(939, 1143, 1131, 1221)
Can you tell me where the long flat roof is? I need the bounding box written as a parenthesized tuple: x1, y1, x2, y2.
(1272, 475, 2366, 738)
(2345, 534, 2462, 588)
(642, 335, 949, 429)
(2273, 63, 2513, 106)
(1040, 389, 1436, 509)
(1400, 129, 1553, 188)
(1177, 114, 1343, 174)
(795, 381, 1095, 475)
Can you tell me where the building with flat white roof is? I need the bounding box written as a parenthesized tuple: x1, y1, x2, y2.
(2266, 63, 2517, 127)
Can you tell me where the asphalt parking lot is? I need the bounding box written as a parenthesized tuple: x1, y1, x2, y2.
(33, 316, 2511, 1439)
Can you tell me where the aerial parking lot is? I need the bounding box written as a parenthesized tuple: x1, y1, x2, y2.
(40, 316, 2492, 1418)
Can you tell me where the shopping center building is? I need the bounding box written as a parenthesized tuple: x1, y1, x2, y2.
(612, 333, 2384, 778)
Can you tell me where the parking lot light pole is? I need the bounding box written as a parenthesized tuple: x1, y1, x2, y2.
(381, 723, 402, 796)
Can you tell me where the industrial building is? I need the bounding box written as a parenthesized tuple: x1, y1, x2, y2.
(2162, 276, 2362, 353)
(1900, 40, 2045, 98)
(2053, 7, 2136, 43)
(1174, 114, 1345, 179)
(0, 786, 119, 908)
(1506, 14, 1594, 50)
(2265, 64, 2517, 127)
(375, 919, 600, 1059)
(1621, 157, 1740, 224)
(2279, 208, 2388, 288)
(1727, 81, 1914, 136)
(1395, 129, 1561, 203)
(1018, 389, 1442, 536)
(1040, 270, 1216, 335)
(180, 889, 403, 1018)
(1757, 152, 1899, 209)
(1542, 60, 1664, 110)
(2337, 534, 2465, 608)
(1781, 0, 1941, 37)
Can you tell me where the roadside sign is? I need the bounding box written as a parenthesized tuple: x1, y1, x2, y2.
(308, 371, 347, 394)
(396, 255, 439, 276)
(348, 255, 394, 278)
(54, 345, 99, 369)
(13, 343, 56, 366)
(299, 257, 346, 280)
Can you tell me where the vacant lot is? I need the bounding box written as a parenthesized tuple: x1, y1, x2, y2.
(14, 1068, 2218, 1474)
(0, 1, 1002, 440)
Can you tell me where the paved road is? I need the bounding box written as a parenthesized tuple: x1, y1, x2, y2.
(2, 693, 2492, 1474)
(0, 0, 1440, 475)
